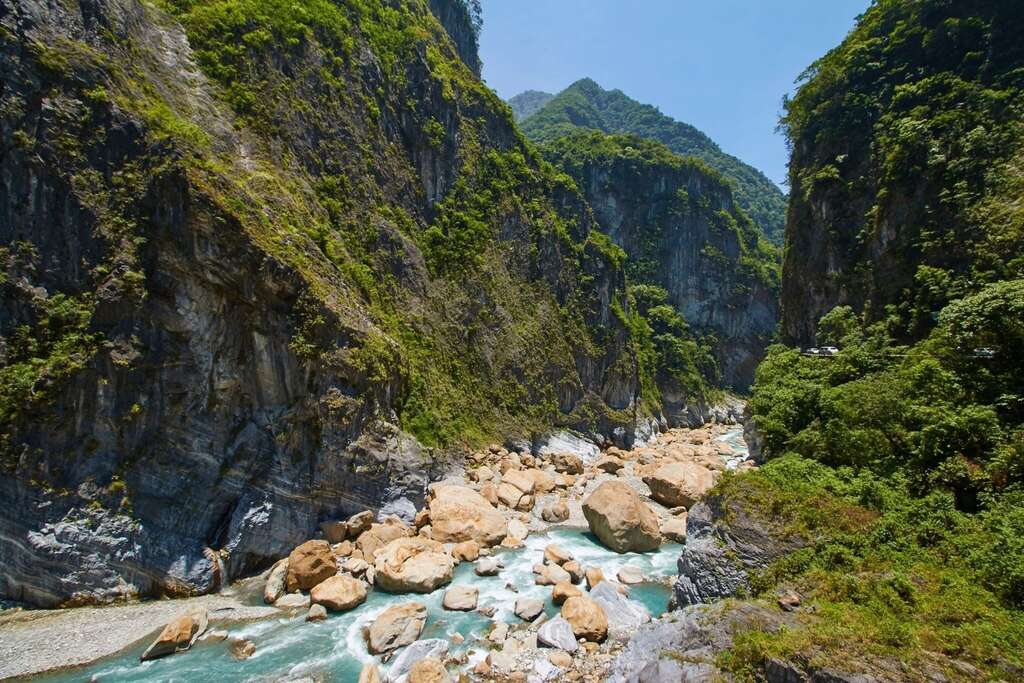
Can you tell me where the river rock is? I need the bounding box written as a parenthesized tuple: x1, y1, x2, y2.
(310, 574, 367, 611)
(442, 585, 479, 611)
(374, 537, 454, 593)
(561, 596, 608, 642)
(642, 462, 715, 509)
(549, 650, 573, 668)
(660, 515, 688, 543)
(263, 558, 289, 604)
(541, 500, 570, 523)
(563, 560, 583, 583)
(544, 544, 573, 566)
(139, 610, 208, 661)
(594, 455, 624, 474)
(428, 485, 508, 547)
(348, 510, 375, 537)
(515, 597, 545, 621)
(343, 557, 370, 576)
(475, 557, 503, 576)
(359, 664, 383, 683)
(552, 581, 582, 605)
(585, 566, 605, 590)
(286, 540, 338, 592)
(357, 517, 413, 559)
(617, 565, 644, 584)
(386, 639, 449, 682)
(320, 520, 348, 544)
(538, 615, 579, 652)
(408, 658, 452, 683)
(508, 519, 529, 541)
(582, 481, 662, 553)
(367, 602, 427, 654)
(535, 562, 571, 586)
(306, 603, 328, 622)
(523, 468, 556, 494)
(451, 540, 480, 562)
(275, 592, 311, 609)
(230, 638, 256, 660)
(590, 580, 650, 641)
(549, 452, 583, 475)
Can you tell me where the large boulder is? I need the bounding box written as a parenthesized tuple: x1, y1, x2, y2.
(140, 610, 208, 661)
(642, 462, 715, 509)
(497, 470, 536, 510)
(522, 468, 556, 494)
(374, 537, 454, 593)
(542, 500, 570, 523)
(367, 602, 427, 654)
(286, 540, 338, 592)
(357, 517, 413, 559)
(310, 574, 367, 612)
(428, 485, 507, 547)
(348, 510, 375, 537)
(442, 585, 479, 611)
(561, 596, 608, 643)
(582, 481, 662, 553)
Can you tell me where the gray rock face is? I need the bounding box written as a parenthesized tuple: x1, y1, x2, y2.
(0, 0, 649, 607)
(674, 495, 804, 606)
(608, 603, 793, 683)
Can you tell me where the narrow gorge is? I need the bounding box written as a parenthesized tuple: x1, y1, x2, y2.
(1, 0, 1022, 681)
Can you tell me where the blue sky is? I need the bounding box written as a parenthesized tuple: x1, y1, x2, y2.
(478, 0, 870, 188)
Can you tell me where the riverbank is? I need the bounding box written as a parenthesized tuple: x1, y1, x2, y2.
(1, 423, 751, 681)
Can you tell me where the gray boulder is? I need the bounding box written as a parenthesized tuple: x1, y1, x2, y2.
(386, 639, 448, 683)
(537, 616, 578, 652)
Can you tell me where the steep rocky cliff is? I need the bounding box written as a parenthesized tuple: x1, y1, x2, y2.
(542, 132, 779, 394)
(520, 78, 789, 243)
(781, 0, 1024, 345)
(0, 0, 644, 606)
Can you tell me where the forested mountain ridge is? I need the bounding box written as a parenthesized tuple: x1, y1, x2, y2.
(0, 0, 664, 606)
(508, 89, 553, 121)
(518, 78, 788, 243)
(541, 131, 779, 392)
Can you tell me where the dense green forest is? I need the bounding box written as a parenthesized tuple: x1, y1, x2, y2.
(732, 0, 1024, 676)
(519, 78, 788, 243)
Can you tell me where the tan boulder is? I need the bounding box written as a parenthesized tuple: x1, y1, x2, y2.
(661, 514, 688, 542)
(286, 540, 338, 592)
(535, 562, 571, 586)
(374, 537, 454, 593)
(409, 658, 452, 683)
(366, 602, 427, 654)
(585, 567, 605, 590)
(428, 485, 507, 547)
(522, 468, 556, 494)
(451, 540, 481, 562)
(348, 510, 375, 537)
(561, 596, 608, 642)
(581, 481, 662, 553)
(359, 663, 384, 683)
(642, 462, 715, 508)
(140, 610, 208, 661)
(310, 574, 367, 612)
(549, 452, 583, 474)
(563, 560, 584, 584)
(306, 604, 328, 622)
(320, 520, 348, 544)
(479, 482, 499, 506)
(442, 584, 479, 611)
(552, 581, 582, 605)
(594, 455, 624, 474)
(356, 517, 413, 559)
(544, 544, 573, 566)
(542, 499, 570, 523)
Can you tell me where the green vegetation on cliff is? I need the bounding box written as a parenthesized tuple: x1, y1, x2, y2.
(715, 457, 1024, 680)
(735, 1, 1024, 677)
(519, 78, 788, 243)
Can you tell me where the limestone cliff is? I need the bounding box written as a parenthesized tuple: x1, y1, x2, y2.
(542, 132, 780, 393)
(0, 0, 641, 606)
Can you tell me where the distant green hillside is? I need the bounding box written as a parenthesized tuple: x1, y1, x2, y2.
(508, 90, 553, 121)
(518, 78, 787, 243)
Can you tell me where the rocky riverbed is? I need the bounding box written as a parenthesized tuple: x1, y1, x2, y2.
(2, 423, 753, 681)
